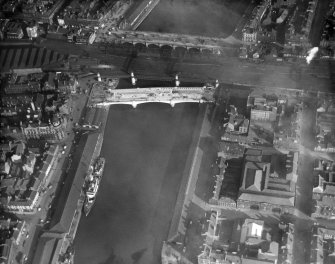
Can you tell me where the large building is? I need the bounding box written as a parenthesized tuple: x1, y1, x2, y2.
(22, 115, 68, 142)
(242, 27, 258, 43)
(0, 142, 59, 213)
(5, 74, 41, 94)
(284, 0, 318, 52)
(310, 225, 335, 264)
(315, 110, 335, 153)
(312, 159, 335, 219)
(242, 0, 271, 44)
(248, 96, 278, 122)
(224, 106, 249, 135)
(57, 0, 116, 26)
(237, 148, 297, 214)
(273, 107, 301, 153)
(18, 0, 66, 24)
(198, 215, 283, 264)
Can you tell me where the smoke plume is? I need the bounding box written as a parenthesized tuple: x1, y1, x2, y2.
(306, 47, 319, 64)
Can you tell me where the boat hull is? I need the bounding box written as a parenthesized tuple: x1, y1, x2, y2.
(83, 157, 105, 217)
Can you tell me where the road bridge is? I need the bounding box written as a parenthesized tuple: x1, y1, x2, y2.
(120, 0, 161, 30)
(90, 86, 215, 108)
(94, 29, 242, 54)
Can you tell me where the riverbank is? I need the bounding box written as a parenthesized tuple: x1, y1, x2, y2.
(57, 105, 110, 261)
(26, 79, 110, 263)
(74, 102, 201, 264)
(167, 104, 209, 243)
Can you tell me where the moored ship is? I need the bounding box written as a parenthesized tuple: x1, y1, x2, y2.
(93, 156, 105, 177)
(83, 157, 105, 216)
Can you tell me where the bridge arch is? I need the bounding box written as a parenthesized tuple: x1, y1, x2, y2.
(134, 42, 146, 52)
(160, 45, 173, 56)
(161, 44, 173, 50)
(172, 46, 187, 58)
(148, 43, 159, 50)
(134, 101, 173, 108)
(188, 47, 201, 54)
(201, 48, 212, 55)
(122, 42, 134, 49)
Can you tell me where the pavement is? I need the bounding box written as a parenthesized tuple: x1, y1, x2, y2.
(15, 76, 92, 264)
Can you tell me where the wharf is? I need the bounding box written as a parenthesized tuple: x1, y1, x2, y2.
(30, 79, 111, 263)
(58, 104, 110, 260)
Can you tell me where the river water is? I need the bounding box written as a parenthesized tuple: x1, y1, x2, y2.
(74, 0, 244, 261)
(75, 103, 202, 264)
(137, 0, 250, 37)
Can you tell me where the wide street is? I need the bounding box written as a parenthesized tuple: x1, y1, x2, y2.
(17, 76, 91, 264)
(35, 38, 335, 92)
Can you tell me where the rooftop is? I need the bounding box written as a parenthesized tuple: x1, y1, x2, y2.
(49, 133, 98, 233)
(238, 148, 296, 207)
(32, 233, 63, 264)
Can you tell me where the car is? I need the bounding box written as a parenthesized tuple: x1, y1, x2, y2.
(37, 207, 41, 212)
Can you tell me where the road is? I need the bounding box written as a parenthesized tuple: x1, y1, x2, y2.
(35, 38, 335, 92)
(20, 77, 91, 264)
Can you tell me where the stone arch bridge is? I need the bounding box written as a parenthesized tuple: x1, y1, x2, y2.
(91, 86, 215, 108)
(94, 29, 242, 55)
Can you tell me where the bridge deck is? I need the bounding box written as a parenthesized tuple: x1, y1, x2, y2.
(89, 85, 214, 107)
(122, 0, 161, 30)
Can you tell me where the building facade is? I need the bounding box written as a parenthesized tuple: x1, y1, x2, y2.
(22, 117, 67, 142)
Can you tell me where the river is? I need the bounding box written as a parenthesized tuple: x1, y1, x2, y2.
(75, 103, 203, 264)
(137, 0, 250, 37)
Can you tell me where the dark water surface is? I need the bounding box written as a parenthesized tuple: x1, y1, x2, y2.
(137, 0, 250, 37)
(75, 103, 201, 264)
